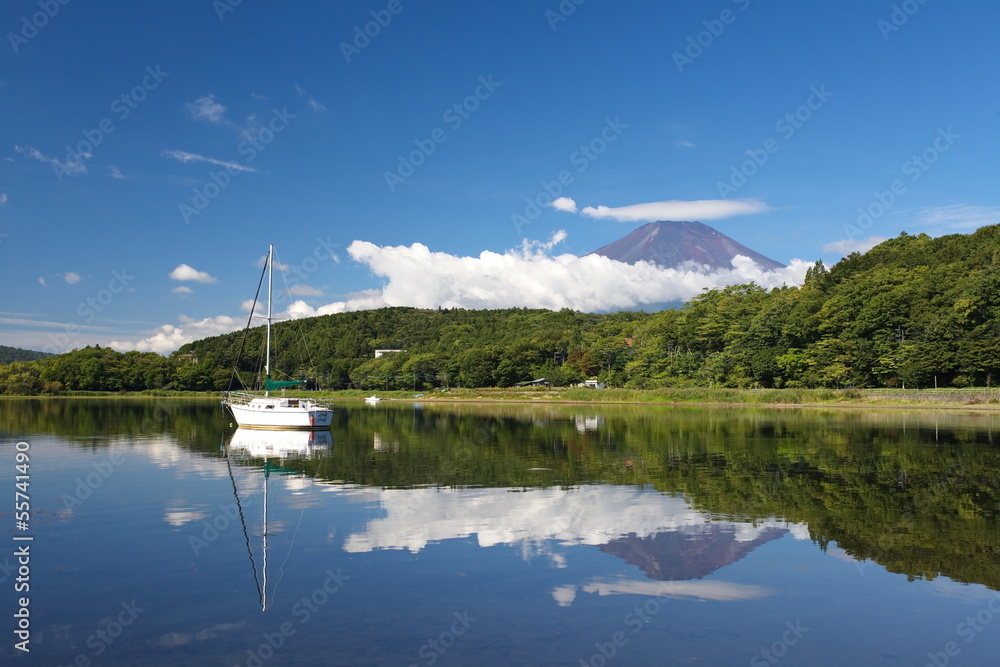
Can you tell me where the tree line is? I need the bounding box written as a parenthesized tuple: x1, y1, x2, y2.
(2, 225, 998, 394)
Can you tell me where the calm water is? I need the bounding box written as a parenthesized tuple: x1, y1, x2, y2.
(2, 399, 1000, 666)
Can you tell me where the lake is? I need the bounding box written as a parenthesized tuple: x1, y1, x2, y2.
(2, 398, 1000, 666)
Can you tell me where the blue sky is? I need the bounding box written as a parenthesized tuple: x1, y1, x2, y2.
(2, 0, 998, 353)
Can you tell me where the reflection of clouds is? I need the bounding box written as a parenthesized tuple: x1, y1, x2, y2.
(342, 486, 807, 554)
(552, 585, 577, 607)
(153, 622, 247, 647)
(553, 576, 772, 606)
(163, 507, 209, 526)
(140, 436, 228, 477)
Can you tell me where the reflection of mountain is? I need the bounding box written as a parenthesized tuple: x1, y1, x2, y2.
(600, 525, 787, 581)
(342, 485, 806, 581)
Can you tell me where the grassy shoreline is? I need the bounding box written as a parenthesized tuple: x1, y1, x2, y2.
(3, 386, 1000, 410)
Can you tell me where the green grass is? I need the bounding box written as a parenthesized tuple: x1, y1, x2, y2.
(3, 386, 999, 408)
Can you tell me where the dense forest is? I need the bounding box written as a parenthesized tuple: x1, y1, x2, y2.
(1, 226, 999, 394)
(0, 345, 54, 364)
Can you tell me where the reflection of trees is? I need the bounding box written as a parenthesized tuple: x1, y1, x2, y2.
(0, 398, 228, 448)
(4, 399, 1000, 590)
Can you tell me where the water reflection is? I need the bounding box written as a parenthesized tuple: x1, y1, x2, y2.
(228, 427, 332, 459)
(4, 399, 1000, 665)
(225, 428, 333, 612)
(341, 485, 805, 573)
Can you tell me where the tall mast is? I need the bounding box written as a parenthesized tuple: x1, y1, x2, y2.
(265, 244, 273, 397)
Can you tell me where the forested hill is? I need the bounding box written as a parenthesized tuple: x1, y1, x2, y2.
(177, 307, 645, 390)
(176, 225, 1000, 391)
(1, 225, 998, 394)
(0, 346, 54, 364)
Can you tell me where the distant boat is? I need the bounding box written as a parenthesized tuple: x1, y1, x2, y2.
(364, 395, 384, 404)
(222, 245, 333, 430)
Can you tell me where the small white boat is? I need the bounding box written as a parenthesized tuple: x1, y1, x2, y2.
(364, 395, 384, 404)
(222, 245, 333, 430)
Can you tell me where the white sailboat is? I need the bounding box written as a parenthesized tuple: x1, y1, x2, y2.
(222, 245, 333, 430)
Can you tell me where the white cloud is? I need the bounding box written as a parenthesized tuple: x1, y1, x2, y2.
(63, 272, 81, 285)
(161, 150, 257, 173)
(551, 197, 578, 213)
(575, 199, 771, 223)
(186, 95, 228, 124)
(287, 284, 324, 297)
(295, 84, 327, 112)
(172, 286, 193, 295)
(822, 236, 888, 256)
(38, 276, 46, 286)
(110, 315, 241, 354)
(109, 166, 127, 179)
(15, 145, 89, 176)
(284, 234, 808, 316)
(901, 204, 1000, 235)
(169, 264, 217, 283)
(0, 193, 7, 204)
(255, 254, 291, 271)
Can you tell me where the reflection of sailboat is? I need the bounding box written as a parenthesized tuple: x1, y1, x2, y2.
(225, 428, 330, 611)
(229, 427, 332, 459)
(222, 245, 333, 430)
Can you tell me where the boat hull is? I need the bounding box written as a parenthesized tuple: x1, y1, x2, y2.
(224, 396, 333, 430)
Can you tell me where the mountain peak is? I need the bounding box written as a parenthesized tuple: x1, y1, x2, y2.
(588, 220, 784, 271)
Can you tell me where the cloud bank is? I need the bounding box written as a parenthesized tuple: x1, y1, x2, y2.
(288, 235, 808, 317)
